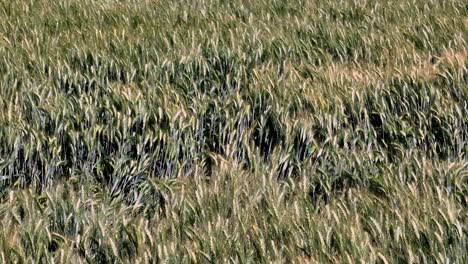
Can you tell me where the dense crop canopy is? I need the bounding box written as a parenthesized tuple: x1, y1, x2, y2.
(0, 0, 466, 263)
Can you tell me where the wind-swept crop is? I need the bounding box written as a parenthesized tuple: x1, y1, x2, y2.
(0, 0, 466, 263)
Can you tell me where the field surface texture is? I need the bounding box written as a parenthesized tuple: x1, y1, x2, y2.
(0, 0, 467, 263)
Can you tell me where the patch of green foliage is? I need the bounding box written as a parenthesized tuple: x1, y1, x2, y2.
(0, 0, 466, 263)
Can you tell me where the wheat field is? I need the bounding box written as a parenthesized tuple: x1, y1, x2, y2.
(0, 0, 467, 263)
